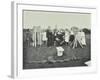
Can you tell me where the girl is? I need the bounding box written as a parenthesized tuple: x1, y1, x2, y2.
(65, 29, 70, 45)
(42, 29, 47, 46)
(69, 28, 75, 47)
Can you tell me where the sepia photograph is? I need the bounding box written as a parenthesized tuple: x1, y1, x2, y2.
(23, 10, 91, 69)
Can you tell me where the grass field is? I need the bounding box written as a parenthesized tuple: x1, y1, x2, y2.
(23, 34, 91, 69)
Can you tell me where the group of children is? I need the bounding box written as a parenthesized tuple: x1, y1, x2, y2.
(23, 26, 87, 58)
(23, 26, 86, 49)
(41, 27, 86, 49)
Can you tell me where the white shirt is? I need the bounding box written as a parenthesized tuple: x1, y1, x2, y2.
(56, 47, 64, 56)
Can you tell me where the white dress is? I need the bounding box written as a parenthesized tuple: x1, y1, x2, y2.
(75, 31, 86, 46)
(56, 47, 64, 57)
(76, 32, 81, 42)
(80, 32, 86, 45)
(73, 32, 83, 48)
(42, 32, 47, 41)
(65, 31, 70, 42)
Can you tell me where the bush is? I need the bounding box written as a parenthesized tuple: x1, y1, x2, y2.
(82, 28, 91, 34)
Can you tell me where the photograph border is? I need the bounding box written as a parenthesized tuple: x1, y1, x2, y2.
(11, 1, 97, 78)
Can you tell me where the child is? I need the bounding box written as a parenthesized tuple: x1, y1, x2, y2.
(42, 29, 47, 46)
(69, 28, 75, 47)
(65, 29, 70, 45)
(80, 30, 86, 46)
(56, 46, 64, 57)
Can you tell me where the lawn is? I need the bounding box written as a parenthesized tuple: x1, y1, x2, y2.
(23, 34, 91, 69)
